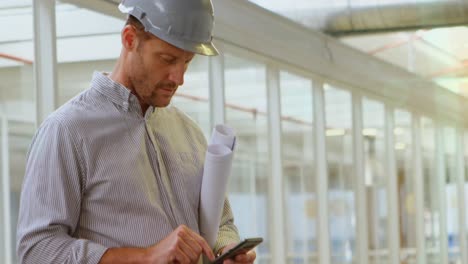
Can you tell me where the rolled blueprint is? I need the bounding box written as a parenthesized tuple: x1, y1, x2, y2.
(209, 124, 236, 150)
(200, 124, 236, 247)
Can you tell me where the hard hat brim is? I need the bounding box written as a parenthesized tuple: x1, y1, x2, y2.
(191, 42, 219, 56)
(154, 31, 219, 56)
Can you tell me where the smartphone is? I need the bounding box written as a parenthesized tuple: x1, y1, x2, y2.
(212, 237, 263, 264)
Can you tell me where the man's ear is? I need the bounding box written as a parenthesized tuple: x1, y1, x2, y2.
(121, 25, 138, 50)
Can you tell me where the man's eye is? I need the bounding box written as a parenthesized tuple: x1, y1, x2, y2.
(160, 55, 175, 64)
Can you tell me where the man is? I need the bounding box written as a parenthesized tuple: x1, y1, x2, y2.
(16, 0, 256, 263)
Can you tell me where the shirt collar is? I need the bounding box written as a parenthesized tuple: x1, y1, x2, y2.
(90, 71, 154, 115)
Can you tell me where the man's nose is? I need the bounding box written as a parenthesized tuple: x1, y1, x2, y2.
(168, 63, 185, 86)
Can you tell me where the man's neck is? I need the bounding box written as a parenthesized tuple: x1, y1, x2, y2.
(109, 61, 149, 116)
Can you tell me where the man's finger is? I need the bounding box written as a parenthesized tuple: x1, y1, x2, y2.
(232, 251, 256, 263)
(177, 238, 199, 261)
(186, 230, 215, 260)
(172, 247, 190, 264)
(234, 253, 249, 262)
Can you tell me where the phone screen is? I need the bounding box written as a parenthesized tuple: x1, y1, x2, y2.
(212, 237, 263, 264)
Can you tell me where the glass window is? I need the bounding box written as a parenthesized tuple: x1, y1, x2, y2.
(0, 122, 3, 262)
(0, 1, 34, 263)
(172, 56, 210, 136)
(224, 53, 270, 263)
(442, 127, 460, 263)
(465, 131, 468, 249)
(394, 110, 416, 263)
(55, 1, 122, 104)
(324, 84, 356, 264)
(0, 124, 3, 261)
(421, 117, 441, 264)
(362, 98, 388, 264)
(279, 71, 316, 263)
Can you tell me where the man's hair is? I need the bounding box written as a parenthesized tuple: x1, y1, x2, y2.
(125, 15, 151, 41)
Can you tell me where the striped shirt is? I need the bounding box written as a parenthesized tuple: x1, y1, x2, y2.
(16, 72, 240, 264)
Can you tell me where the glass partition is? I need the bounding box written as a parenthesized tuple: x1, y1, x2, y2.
(362, 98, 388, 264)
(0, 1, 35, 263)
(421, 118, 441, 264)
(394, 110, 416, 264)
(442, 127, 460, 263)
(465, 131, 468, 252)
(224, 53, 270, 263)
(172, 56, 210, 136)
(280, 71, 316, 263)
(55, 1, 122, 104)
(324, 84, 356, 264)
(0, 118, 3, 262)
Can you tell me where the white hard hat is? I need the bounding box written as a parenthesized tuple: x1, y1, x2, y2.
(119, 0, 218, 56)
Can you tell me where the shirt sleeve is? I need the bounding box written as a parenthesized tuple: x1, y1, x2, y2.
(16, 118, 108, 264)
(213, 198, 241, 254)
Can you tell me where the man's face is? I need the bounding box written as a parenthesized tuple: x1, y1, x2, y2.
(127, 32, 195, 108)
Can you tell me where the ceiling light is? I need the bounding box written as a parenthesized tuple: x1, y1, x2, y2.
(362, 128, 377, 137)
(395, 143, 406, 150)
(326, 129, 346, 137)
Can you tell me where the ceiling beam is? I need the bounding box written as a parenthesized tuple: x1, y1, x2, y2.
(59, 0, 123, 20)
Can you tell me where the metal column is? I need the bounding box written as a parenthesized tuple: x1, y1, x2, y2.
(435, 126, 449, 264)
(352, 93, 369, 264)
(413, 116, 426, 264)
(33, 0, 58, 126)
(456, 128, 467, 264)
(385, 106, 400, 264)
(266, 65, 286, 264)
(1, 116, 12, 264)
(313, 81, 331, 264)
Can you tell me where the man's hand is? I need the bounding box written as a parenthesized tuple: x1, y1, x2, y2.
(145, 225, 215, 263)
(100, 225, 214, 264)
(219, 243, 256, 264)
